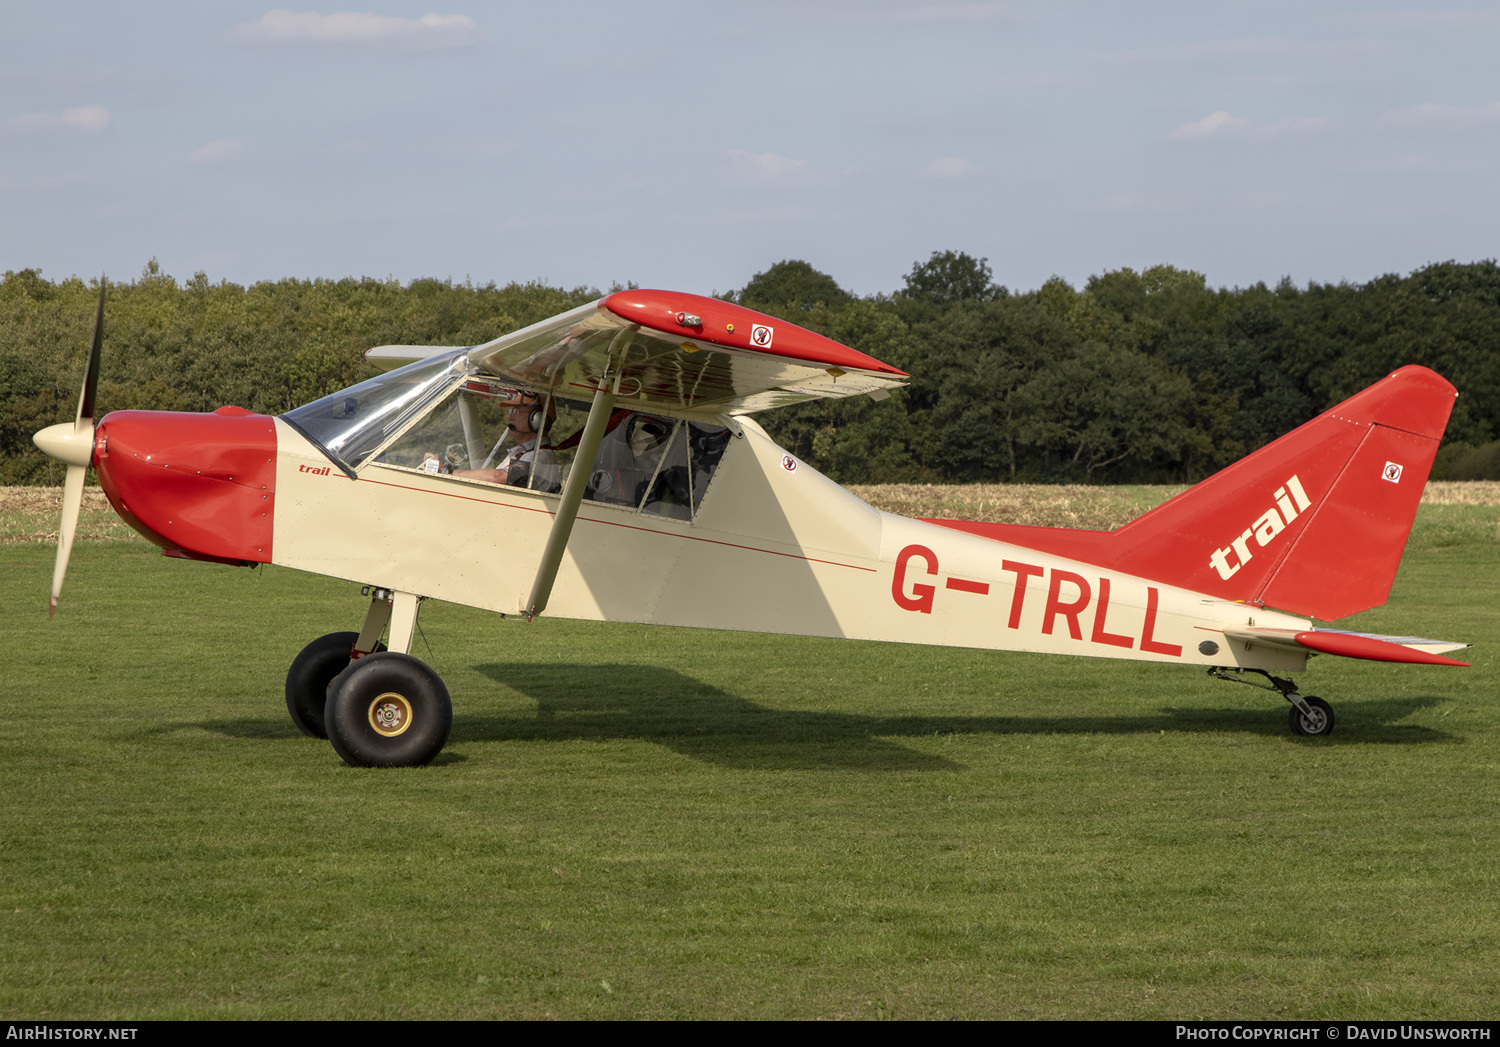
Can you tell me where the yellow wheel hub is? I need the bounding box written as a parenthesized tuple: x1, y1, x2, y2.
(368, 692, 414, 737)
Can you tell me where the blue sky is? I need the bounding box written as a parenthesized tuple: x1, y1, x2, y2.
(3, 2, 1499, 296)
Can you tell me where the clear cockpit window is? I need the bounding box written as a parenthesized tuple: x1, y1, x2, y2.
(282, 350, 468, 472)
(686, 422, 732, 510)
(288, 364, 734, 518)
(581, 413, 731, 522)
(586, 414, 683, 515)
(368, 381, 587, 493)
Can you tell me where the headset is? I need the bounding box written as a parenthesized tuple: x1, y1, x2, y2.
(517, 392, 556, 434)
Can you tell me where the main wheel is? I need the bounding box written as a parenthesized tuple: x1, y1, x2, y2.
(285, 632, 385, 738)
(324, 652, 452, 767)
(1288, 696, 1335, 737)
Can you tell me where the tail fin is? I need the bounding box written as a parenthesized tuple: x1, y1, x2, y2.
(927, 366, 1457, 621)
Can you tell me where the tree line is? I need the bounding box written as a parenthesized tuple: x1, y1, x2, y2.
(739, 254, 1500, 484)
(3, 254, 1499, 487)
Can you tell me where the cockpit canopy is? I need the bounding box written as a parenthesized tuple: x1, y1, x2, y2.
(282, 350, 732, 524)
(284, 348, 469, 473)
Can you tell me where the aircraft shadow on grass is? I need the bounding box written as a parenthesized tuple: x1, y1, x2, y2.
(429, 662, 1458, 770)
(186, 665, 1456, 765)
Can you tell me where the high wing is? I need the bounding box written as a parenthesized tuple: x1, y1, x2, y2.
(365, 290, 907, 416)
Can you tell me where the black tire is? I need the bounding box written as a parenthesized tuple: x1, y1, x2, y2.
(324, 652, 452, 768)
(1288, 696, 1335, 738)
(285, 632, 384, 738)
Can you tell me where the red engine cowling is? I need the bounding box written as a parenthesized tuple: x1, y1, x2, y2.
(93, 409, 277, 565)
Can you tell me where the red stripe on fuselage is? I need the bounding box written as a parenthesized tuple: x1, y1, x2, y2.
(354, 473, 878, 573)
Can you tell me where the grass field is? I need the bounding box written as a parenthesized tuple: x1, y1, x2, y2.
(1, 485, 1497, 1019)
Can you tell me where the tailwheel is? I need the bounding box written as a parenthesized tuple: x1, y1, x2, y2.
(325, 652, 452, 767)
(285, 631, 384, 738)
(1288, 696, 1335, 738)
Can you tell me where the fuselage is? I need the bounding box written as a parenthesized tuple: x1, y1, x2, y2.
(90, 405, 1308, 673)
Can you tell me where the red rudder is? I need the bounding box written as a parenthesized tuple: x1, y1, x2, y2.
(1110, 365, 1456, 619)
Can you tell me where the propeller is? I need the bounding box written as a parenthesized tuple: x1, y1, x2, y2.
(33, 279, 106, 617)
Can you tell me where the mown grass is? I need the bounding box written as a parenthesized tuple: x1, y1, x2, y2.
(0, 487, 1496, 1019)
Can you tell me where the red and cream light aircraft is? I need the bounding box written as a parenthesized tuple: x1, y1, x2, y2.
(34, 285, 1469, 766)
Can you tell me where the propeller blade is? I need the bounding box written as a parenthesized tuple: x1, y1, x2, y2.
(50, 463, 86, 617)
(76, 279, 105, 429)
(42, 276, 105, 616)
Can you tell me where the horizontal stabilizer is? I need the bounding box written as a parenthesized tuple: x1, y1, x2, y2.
(1221, 626, 1469, 666)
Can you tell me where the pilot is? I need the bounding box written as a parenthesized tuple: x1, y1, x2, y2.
(455, 392, 561, 491)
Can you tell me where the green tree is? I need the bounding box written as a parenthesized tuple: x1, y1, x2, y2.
(905, 298, 1070, 480)
(736, 260, 852, 315)
(1016, 342, 1196, 481)
(10, 254, 1500, 488)
(902, 251, 1003, 305)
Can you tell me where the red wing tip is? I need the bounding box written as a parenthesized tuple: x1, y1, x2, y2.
(600, 289, 908, 377)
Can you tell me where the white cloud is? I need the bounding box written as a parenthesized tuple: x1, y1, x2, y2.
(832, 3, 1024, 26)
(1169, 111, 1329, 141)
(724, 149, 817, 187)
(229, 10, 480, 50)
(1383, 101, 1500, 129)
(919, 156, 979, 178)
(8, 105, 111, 135)
(1170, 111, 1250, 140)
(189, 138, 245, 164)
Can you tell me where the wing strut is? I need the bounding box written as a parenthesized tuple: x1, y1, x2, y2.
(523, 330, 632, 618)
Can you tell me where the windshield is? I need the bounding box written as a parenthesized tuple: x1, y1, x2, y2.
(282, 350, 469, 473)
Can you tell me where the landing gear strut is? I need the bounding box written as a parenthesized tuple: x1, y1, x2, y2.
(1208, 667, 1336, 738)
(286, 586, 453, 766)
